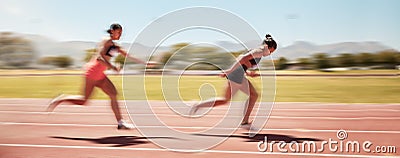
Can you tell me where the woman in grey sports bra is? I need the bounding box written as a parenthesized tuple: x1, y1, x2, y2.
(190, 34, 277, 126)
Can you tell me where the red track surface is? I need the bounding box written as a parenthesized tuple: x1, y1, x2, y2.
(0, 99, 399, 157)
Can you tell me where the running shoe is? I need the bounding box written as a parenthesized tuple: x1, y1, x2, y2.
(46, 94, 65, 112)
(117, 120, 135, 130)
(188, 105, 199, 117)
(240, 121, 255, 131)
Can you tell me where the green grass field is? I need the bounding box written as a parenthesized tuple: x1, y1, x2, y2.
(0, 74, 399, 103)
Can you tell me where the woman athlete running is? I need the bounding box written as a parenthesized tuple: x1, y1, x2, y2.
(190, 34, 277, 127)
(47, 23, 147, 129)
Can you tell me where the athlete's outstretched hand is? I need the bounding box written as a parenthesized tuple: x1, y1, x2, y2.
(219, 72, 227, 78)
(146, 61, 159, 68)
(113, 63, 121, 72)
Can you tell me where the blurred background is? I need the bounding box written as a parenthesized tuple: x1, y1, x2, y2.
(0, 0, 399, 103)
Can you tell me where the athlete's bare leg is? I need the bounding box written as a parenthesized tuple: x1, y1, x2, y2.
(241, 81, 258, 124)
(97, 77, 134, 129)
(189, 81, 238, 115)
(47, 77, 96, 112)
(98, 77, 122, 121)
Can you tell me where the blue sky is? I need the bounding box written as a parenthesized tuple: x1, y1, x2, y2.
(0, 0, 399, 50)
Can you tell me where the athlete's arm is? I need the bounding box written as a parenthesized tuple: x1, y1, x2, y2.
(244, 49, 263, 77)
(246, 70, 260, 77)
(117, 48, 147, 65)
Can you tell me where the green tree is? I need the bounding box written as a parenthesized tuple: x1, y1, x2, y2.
(54, 56, 73, 68)
(160, 51, 173, 65)
(375, 50, 398, 65)
(171, 43, 190, 53)
(336, 53, 355, 67)
(276, 57, 288, 70)
(297, 57, 312, 69)
(312, 53, 331, 69)
(395, 53, 400, 64)
(0, 32, 36, 68)
(38, 56, 73, 68)
(157, 43, 190, 67)
(374, 50, 400, 68)
(355, 53, 375, 66)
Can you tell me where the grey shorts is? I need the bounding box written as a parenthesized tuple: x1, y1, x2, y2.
(228, 77, 250, 96)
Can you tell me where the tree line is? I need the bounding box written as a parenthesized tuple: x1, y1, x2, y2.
(1, 32, 399, 70)
(0, 32, 36, 68)
(275, 50, 400, 70)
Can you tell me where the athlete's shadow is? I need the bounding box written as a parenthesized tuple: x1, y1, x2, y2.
(51, 135, 176, 147)
(195, 133, 321, 143)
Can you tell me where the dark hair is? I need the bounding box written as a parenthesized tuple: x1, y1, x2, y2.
(262, 34, 277, 49)
(106, 23, 122, 34)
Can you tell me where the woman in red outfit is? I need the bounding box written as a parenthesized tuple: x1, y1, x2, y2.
(47, 23, 146, 129)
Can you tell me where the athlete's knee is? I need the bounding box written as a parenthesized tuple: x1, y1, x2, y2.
(250, 91, 258, 99)
(105, 88, 118, 98)
(108, 92, 118, 100)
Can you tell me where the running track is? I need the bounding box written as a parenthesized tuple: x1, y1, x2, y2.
(0, 99, 399, 157)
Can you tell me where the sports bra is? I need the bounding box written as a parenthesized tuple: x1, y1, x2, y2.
(241, 58, 261, 71)
(105, 44, 119, 57)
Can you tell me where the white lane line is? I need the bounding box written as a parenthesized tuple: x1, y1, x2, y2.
(0, 110, 399, 120)
(0, 143, 394, 158)
(1, 122, 400, 134)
